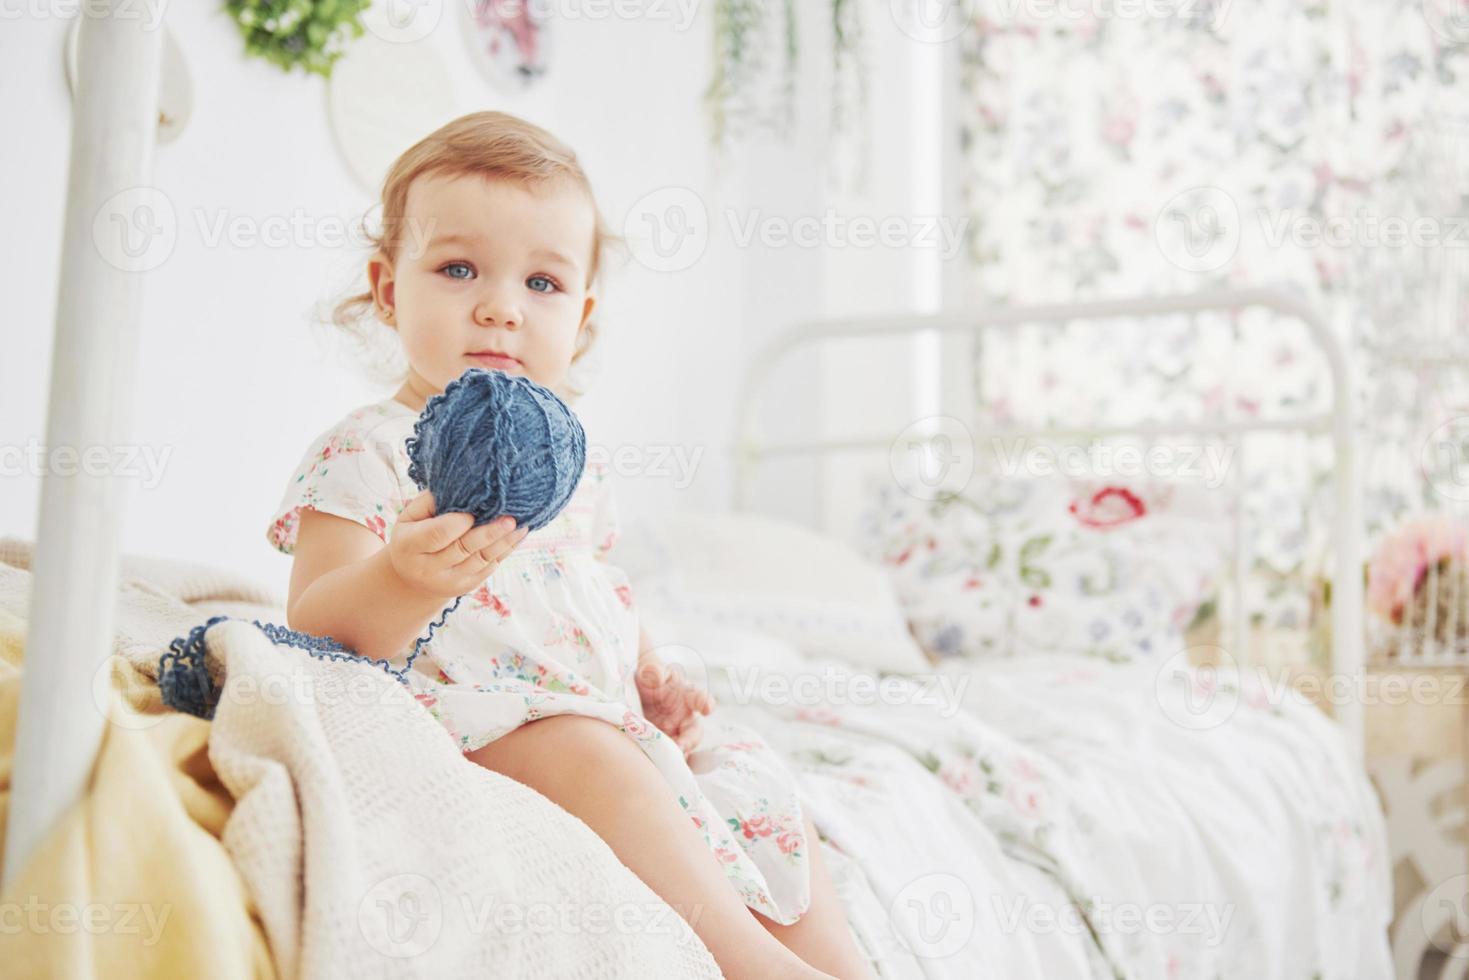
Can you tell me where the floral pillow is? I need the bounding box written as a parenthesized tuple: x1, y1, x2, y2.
(856, 473, 1230, 664)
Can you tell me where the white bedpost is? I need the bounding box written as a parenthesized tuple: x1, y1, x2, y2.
(2, 7, 167, 888)
(1328, 341, 1365, 758)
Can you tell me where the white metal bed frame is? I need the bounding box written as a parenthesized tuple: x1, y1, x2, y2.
(0, 12, 1365, 901)
(3, 15, 166, 889)
(730, 285, 1365, 748)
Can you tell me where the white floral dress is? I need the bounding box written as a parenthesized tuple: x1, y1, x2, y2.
(266, 398, 812, 924)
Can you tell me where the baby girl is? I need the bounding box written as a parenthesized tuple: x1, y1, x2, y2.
(266, 111, 871, 980)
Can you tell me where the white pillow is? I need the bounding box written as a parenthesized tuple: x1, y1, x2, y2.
(610, 509, 931, 674)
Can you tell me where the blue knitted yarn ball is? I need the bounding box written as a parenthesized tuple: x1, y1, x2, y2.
(404, 368, 587, 532)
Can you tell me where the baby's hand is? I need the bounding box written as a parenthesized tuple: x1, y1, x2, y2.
(635, 656, 714, 756)
(386, 490, 529, 601)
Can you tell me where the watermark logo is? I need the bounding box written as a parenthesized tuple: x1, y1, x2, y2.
(891, 0, 974, 43)
(1423, 415, 1469, 504)
(586, 441, 705, 491)
(623, 188, 970, 272)
(624, 187, 710, 273)
(93, 186, 177, 273)
(1153, 645, 1241, 731)
(1154, 186, 1240, 273)
(363, 0, 444, 42)
(0, 0, 168, 28)
(1421, 873, 1469, 957)
(890, 872, 976, 958)
(359, 872, 444, 958)
(890, 417, 976, 500)
(0, 439, 173, 489)
(991, 436, 1237, 489)
(1423, 0, 1469, 45)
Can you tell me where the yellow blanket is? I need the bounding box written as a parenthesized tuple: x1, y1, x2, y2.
(0, 608, 275, 979)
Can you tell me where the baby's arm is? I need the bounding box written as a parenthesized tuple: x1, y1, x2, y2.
(287, 490, 525, 663)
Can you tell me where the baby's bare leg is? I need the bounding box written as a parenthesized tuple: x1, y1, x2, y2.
(752, 814, 876, 980)
(466, 715, 836, 980)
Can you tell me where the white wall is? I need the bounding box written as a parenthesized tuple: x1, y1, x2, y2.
(1, 2, 934, 595)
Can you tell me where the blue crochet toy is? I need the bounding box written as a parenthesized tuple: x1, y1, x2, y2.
(405, 368, 587, 531)
(159, 368, 589, 719)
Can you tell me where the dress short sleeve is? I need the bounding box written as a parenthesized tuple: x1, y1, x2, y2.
(266, 401, 416, 556)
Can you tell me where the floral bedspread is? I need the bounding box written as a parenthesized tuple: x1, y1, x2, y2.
(701, 646, 1392, 979)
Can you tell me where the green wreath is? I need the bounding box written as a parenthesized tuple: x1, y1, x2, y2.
(225, 0, 373, 77)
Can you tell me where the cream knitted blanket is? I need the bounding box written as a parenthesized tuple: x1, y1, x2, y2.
(0, 538, 722, 979)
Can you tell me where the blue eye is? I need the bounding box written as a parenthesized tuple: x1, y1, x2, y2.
(441, 262, 474, 280)
(527, 275, 559, 294)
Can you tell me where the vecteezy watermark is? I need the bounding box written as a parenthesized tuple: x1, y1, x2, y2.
(1256, 209, 1469, 251)
(1156, 186, 1469, 274)
(623, 187, 709, 273)
(890, 417, 977, 501)
(0, 897, 172, 944)
(357, 873, 704, 960)
(889, 873, 976, 958)
(888, 417, 1238, 500)
(990, 437, 1237, 489)
(1154, 186, 1242, 273)
(723, 210, 969, 259)
(1153, 645, 1469, 731)
(1421, 873, 1469, 958)
(585, 442, 704, 491)
(622, 187, 970, 273)
(90, 187, 439, 273)
(1423, 0, 1469, 45)
(992, 895, 1235, 945)
(93, 187, 178, 273)
(360, 873, 445, 959)
(1154, 646, 1243, 731)
(890, 0, 1230, 44)
(722, 665, 971, 718)
(0, 439, 172, 490)
(1422, 415, 1469, 504)
(0, 0, 168, 28)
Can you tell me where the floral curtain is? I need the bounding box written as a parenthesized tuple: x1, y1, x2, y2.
(953, 0, 1469, 634)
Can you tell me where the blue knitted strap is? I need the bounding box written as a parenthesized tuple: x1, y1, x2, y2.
(156, 595, 465, 720)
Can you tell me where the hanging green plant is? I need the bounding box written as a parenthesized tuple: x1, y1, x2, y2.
(704, 0, 798, 151)
(704, 0, 870, 174)
(225, 0, 372, 77)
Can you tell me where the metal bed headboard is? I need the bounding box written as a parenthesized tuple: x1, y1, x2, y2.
(730, 287, 1365, 754)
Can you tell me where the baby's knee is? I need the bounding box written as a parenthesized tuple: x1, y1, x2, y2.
(501, 714, 646, 777)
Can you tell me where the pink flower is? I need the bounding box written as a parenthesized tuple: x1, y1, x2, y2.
(794, 707, 841, 726)
(1367, 515, 1469, 623)
(1007, 783, 1045, 819)
(741, 815, 774, 839)
(1101, 112, 1136, 149)
(621, 711, 653, 740)
(938, 758, 977, 795)
(776, 831, 803, 855)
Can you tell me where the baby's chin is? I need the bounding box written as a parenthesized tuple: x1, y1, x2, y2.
(448, 361, 578, 399)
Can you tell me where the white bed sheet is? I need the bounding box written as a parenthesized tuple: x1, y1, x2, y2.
(681, 635, 1393, 980)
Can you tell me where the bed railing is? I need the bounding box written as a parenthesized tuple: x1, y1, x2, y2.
(2, 9, 167, 889)
(730, 287, 1365, 755)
